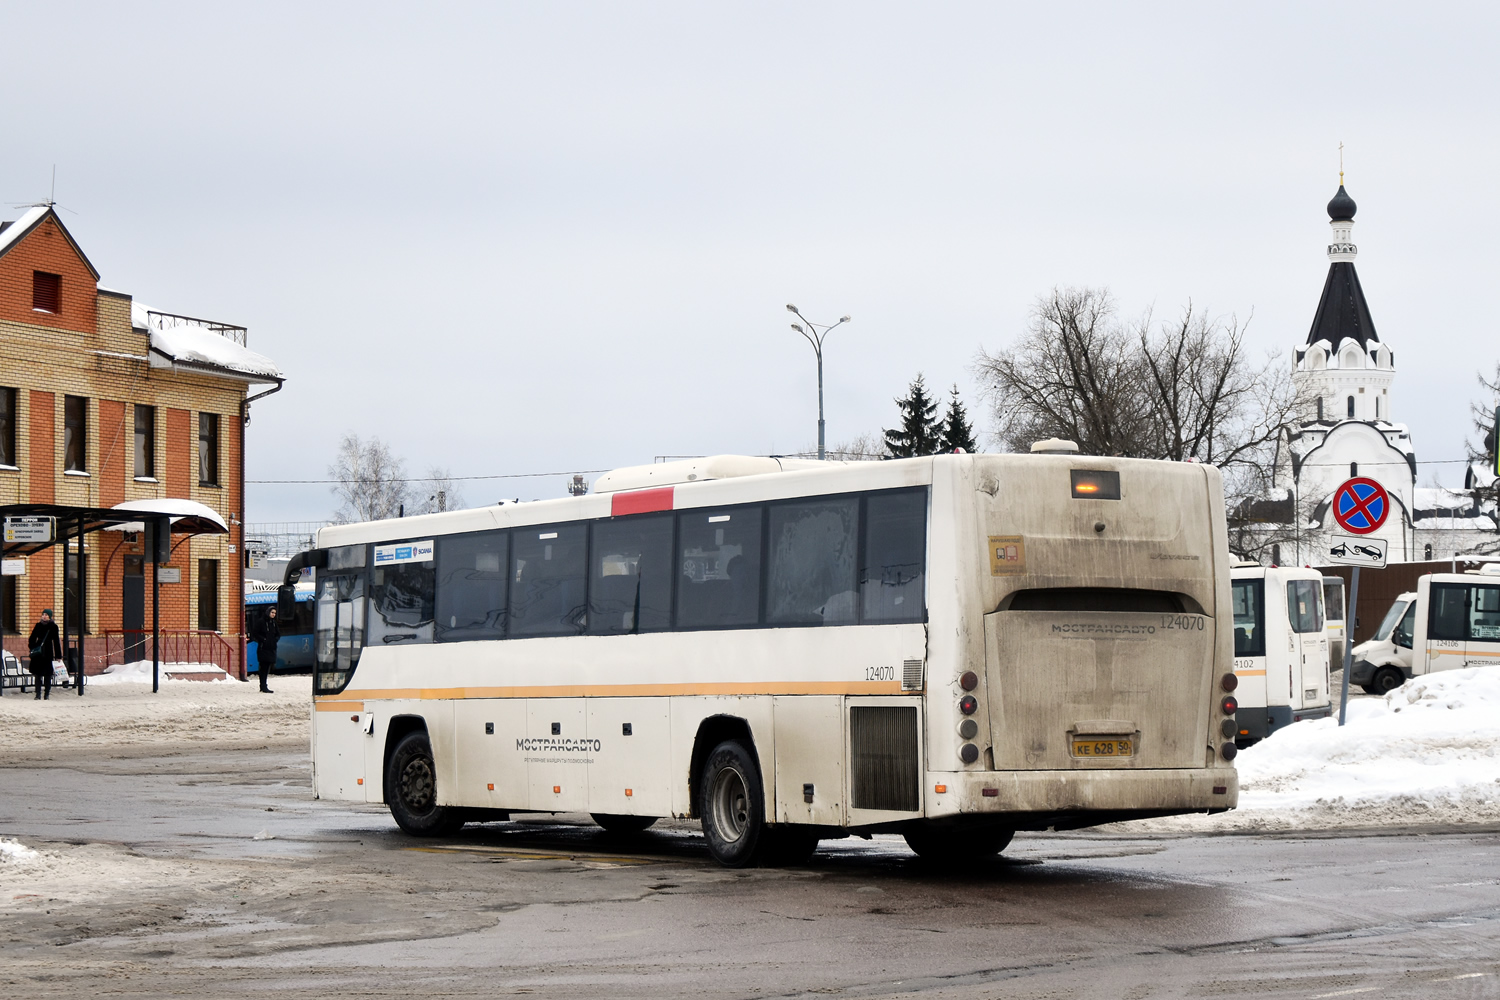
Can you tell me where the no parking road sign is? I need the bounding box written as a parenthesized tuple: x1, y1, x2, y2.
(1331, 477, 1389, 535)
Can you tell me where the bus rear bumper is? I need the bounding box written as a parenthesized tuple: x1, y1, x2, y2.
(925, 766, 1238, 825)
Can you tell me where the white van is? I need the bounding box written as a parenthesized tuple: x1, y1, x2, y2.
(1231, 564, 1333, 745)
(1351, 567, 1500, 694)
(1323, 575, 1347, 673)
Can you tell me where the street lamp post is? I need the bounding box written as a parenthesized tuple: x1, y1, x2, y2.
(786, 304, 851, 460)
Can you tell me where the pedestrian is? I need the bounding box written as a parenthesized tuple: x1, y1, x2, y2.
(27, 609, 62, 701)
(251, 606, 279, 694)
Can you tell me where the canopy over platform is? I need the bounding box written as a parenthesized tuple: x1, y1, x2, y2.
(1, 501, 227, 557)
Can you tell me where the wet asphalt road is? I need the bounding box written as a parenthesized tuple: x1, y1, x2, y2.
(2, 746, 1498, 999)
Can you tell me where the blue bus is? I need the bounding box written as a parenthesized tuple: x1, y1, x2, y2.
(246, 587, 315, 673)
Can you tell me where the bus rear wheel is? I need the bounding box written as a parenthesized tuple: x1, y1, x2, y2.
(1371, 667, 1406, 695)
(386, 731, 465, 836)
(698, 739, 769, 867)
(903, 826, 1014, 862)
(592, 813, 657, 834)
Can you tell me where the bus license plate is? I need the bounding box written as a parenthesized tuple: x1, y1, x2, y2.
(1071, 738, 1133, 758)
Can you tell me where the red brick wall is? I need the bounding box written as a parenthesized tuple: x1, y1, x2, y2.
(96, 399, 127, 632)
(0, 214, 97, 334)
(165, 407, 190, 499)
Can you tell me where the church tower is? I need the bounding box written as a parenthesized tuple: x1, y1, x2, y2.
(1281, 180, 1416, 560)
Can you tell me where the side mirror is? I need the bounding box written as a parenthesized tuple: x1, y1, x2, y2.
(277, 584, 297, 621)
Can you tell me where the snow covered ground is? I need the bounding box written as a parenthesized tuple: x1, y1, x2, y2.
(1118, 667, 1500, 833)
(0, 673, 310, 750)
(89, 659, 233, 684)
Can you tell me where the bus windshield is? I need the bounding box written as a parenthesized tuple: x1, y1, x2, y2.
(1373, 599, 1408, 642)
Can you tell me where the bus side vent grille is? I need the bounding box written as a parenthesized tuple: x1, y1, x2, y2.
(901, 659, 924, 691)
(850, 706, 919, 812)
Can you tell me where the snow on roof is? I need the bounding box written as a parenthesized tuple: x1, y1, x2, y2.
(0, 206, 48, 258)
(131, 300, 282, 381)
(109, 498, 229, 534)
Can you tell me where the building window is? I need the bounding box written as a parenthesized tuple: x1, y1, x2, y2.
(65, 552, 87, 633)
(1271, 544, 1281, 566)
(197, 559, 219, 631)
(0, 387, 15, 467)
(32, 271, 61, 313)
(134, 404, 155, 479)
(1351, 462, 1358, 478)
(1346, 396, 1355, 418)
(198, 413, 219, 486)
(1425, 543, 1433, 560)
(1, 573, 16, 634)
(64, 395, 87, 472)
(1316, 397, 1323, 421)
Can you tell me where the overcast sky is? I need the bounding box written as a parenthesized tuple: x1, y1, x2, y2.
(3, 3, 1495, 523)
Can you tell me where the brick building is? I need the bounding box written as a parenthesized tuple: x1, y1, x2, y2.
(0, 205, 283, 676)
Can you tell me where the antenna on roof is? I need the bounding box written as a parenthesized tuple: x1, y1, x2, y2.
(8, 166, 74, 214)
(49, 165, 55, 207)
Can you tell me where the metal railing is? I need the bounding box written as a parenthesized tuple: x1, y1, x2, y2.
(144, 309, 248, 347)
(101, 630, 242, 679)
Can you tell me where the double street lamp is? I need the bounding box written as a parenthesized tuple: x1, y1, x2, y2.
(786, 304, 851, 460)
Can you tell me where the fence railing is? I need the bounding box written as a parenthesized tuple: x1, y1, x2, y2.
(100, 630, 242, 679)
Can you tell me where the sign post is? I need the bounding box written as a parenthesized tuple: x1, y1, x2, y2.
(1328, 477, 1391, 726)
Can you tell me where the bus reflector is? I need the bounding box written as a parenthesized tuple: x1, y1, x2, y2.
(357, 778, 363, 785)
(553, 785, 561, 794)
(1213, 785, 1227, 794)
(934, 784, 947, 794)
(981, 788, 999, 797)
(625, 788, 633, 797)
(612, 486, 675, 517)
(487, 783, 494, 791)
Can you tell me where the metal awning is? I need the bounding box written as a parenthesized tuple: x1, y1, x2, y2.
(1, 502, 226, 556)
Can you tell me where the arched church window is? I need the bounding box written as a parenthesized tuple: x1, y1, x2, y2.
(1350, 462, 1358, 478)
(1375, 396, 1382, 420)
(1271, 544, 1281, 566)
(1317, 398, 1324, 420)
(1347, 396, 1355, 418)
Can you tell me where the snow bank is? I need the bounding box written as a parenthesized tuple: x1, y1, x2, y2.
(90, 660, 232, 685)
(1119, 667, 1500, 833)
(0, 838, 39, 865)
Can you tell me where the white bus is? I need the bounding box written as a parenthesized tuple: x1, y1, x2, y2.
(1351, 567, 1500, 694)
(289, 452, 1240, 866)
(1229, 564, 1331, 745)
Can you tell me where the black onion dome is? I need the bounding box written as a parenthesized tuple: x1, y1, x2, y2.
(1327, 184, 1357, 221)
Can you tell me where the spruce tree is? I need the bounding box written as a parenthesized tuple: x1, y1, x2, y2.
(883, 374, 941, 458)
(940, 384, 979, 453)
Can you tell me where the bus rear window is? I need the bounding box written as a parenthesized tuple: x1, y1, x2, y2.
(1287, 580, 1324, 634)
(1232, 578, 1265, 657)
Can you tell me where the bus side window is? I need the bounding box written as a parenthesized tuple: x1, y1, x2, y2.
(1469, 585, 1500, 641)
(1428, 583, 1468, 641)
(369, 557, 436, 646)
(676, 506, 763, 629)
(510, 524, 588, 637)
(861, 490, 927, 623)
(589, 515, 673, 635)
(436, 531, 509, 642)
(766, 497, 859, 626)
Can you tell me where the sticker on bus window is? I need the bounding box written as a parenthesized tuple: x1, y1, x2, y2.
(373, 539, 434, 565)
(988, 535, 1026, 576)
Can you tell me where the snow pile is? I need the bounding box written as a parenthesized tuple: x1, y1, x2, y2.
(90, 661, 233, 685)
(0, 839, 40, 865)
(1121, 667, 1500, 833)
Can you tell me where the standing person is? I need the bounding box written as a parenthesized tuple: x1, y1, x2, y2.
(251, 605, 279, 694)
(27, 609, 61, 701)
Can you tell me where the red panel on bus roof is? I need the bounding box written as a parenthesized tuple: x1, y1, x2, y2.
(611, 486, 674, 517)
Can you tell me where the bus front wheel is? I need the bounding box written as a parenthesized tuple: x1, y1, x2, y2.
(1370, 667, 1406, 695)
(386, 731, 465, 837)
(698, 739, 769, 867)
(903, 825, 1014, 862)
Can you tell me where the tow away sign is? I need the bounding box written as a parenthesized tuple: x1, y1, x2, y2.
(1327, 534, 1388, 569)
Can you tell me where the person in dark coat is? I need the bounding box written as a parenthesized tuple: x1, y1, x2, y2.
(251, 606, 279, 694)
(27, 609, 62, 701)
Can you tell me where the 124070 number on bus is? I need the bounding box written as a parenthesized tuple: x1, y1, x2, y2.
(865, 665, 895, 682)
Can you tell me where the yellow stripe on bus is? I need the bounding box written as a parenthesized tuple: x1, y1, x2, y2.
(315, 701, 364, 712)
(1233, 669, 1267, 677)
(318, 680, 906, 702)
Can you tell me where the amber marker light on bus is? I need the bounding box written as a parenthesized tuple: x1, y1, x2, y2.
(1070, 469, 1121, 500)
(934, 784, 947, 794)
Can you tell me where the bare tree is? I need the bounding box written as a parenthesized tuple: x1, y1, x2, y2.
(410, 466, 468, 514)
(975, 287, 1150, 457)
(329, 433, 411, 522)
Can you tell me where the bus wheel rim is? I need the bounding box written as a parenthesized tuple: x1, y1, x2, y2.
(402, 757, 436, 812)
(711, 765, 749, 844)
